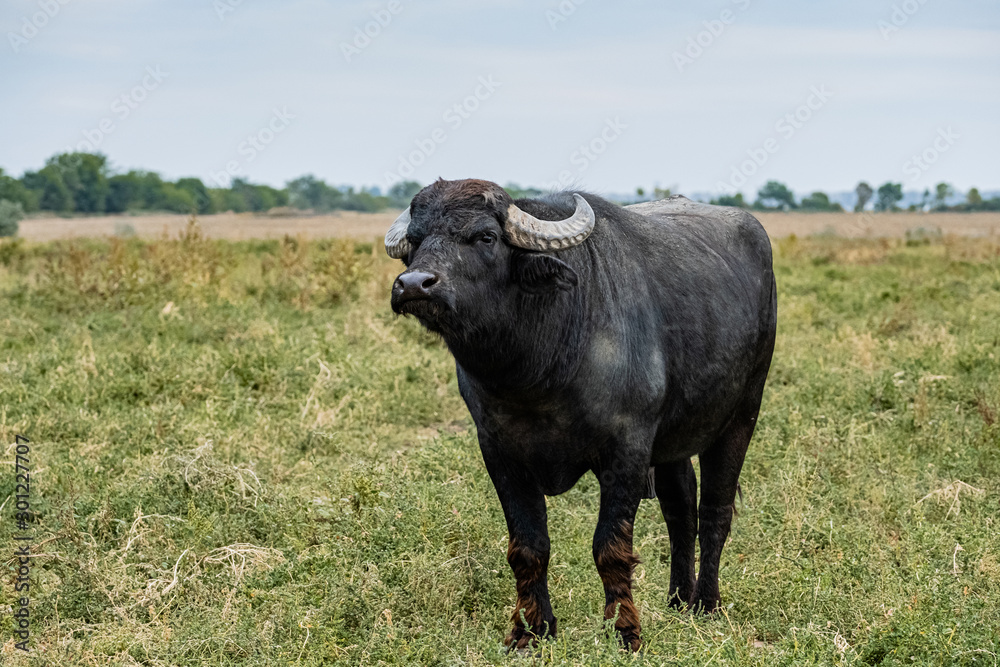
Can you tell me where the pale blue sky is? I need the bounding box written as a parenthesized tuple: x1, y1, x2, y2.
(2, 0, 998, 197)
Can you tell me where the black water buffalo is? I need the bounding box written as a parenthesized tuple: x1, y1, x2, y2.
(386, 179, 776, 651)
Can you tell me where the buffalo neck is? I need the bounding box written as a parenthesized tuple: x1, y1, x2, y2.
(444, 284, 589, 396)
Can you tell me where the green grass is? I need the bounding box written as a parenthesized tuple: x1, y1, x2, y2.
(1, 226, 998, 665)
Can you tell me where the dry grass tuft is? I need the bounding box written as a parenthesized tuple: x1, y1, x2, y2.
(916, 480, 985, 519)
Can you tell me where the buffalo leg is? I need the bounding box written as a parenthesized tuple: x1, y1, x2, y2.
(654, 458, 698, 608)
(483, 458, 556, 650)
(692, 410, 759, 612)
(691, 285, 775, 612)
(593, 463, 645, 651)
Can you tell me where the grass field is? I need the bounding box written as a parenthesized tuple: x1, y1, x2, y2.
(1, 223, 999, 665)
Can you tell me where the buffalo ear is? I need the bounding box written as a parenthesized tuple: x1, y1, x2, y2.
(513, 253, 579, 293)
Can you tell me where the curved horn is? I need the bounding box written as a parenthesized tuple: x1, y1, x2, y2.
(384, 208, 412, 259)
(505, 193, 595, 251)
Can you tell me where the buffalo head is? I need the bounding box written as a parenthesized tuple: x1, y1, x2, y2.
(387, 179, 593, 337)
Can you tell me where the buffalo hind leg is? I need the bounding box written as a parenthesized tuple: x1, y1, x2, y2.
(593, 464, 645, 651)
(693, 285, 775, 613)
(692, 409, 759, 613)
(654, 458, 697, 609)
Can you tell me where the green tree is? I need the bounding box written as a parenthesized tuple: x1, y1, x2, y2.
(231, 179, 288, 212)
(0, 169, 39, 212)
(710, 193, 747, 208)
(232, 179, 266, 212)
(388, 180, 422, 208)
(755, 180, 796, 210)
(287, 175, 344, 211)
(106, 173, 142, 213)
(111, 170, 171, 210)
(874, 182, 903, 212)
(22, 165, 73, 212)
(0, 200, 25, 237)
(800, 191, 833, 211)
(267, 184, 289, 209)
(920, 188, 932, 210)
(981, 197, 1000, 211)
(47, 153, 110, 213)
(209, 188, 248, 213)
(159, 184, 197, 213)
(107, 170, 190, 213)
(339, 187, 389, 212)
(176, 178, 214, 214)
(934, 182, 953, 210)
(967, 187, 983, 210)
(854, 182, 873, 212)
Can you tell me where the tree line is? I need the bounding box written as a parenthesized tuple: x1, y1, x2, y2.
(3, 151, 999, 239)
(0, 152, 423, 218)
(705, 180, 1000, 212)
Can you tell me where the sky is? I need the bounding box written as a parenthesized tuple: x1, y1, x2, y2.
(2, 0, 999, 199)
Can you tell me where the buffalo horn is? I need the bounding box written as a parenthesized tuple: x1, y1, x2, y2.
(384, 207, 412, 259)
(505, 194, 595, 251)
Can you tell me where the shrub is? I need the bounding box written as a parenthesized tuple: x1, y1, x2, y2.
(0, 198, 25, 237)
(114, 222, 136, 238)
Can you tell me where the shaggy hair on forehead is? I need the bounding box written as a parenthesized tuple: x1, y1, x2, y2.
(412, 178, 512, 219)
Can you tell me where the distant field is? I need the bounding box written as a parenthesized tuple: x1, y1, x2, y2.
(1, 232, 998, 665)
(18, 211, 401, 243)
(18, 210, 1000, 242)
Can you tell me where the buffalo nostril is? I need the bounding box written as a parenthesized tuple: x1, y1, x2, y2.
(396, 271, 439, 299)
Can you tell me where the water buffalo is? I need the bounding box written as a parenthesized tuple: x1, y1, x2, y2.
(386, 178, 776, 651)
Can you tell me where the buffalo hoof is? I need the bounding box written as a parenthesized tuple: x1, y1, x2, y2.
(504, 619, 556, 653)
(618, 629, 642, 653)
(667, 590, 693, 611)
(689, 597, 722, 614)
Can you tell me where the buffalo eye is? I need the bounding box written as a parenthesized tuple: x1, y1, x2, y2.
(478, 231, 497, 245)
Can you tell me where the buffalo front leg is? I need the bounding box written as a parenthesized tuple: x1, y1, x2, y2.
(483, 459, 556, 650)
(593, 462, 645, 651)
(655, 458, 698, 609)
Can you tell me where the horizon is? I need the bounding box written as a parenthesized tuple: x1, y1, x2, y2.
(3, 1, 999, 196)
(5, 147, 998, 206)
(0, 147, 1000, 215)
